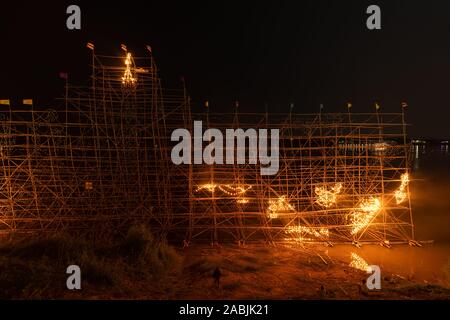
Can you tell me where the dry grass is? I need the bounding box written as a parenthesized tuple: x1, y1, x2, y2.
(0, 239, 448, 299)
(0, 225, 181, 299)
(391, 284, 450, 299)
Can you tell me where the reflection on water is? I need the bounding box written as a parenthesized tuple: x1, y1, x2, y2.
(412, 140, 449, 172)
(349, 252, 371, 272)
(441, 143, 449, 155)
(329, 244, 450, 287)
(334, 139, 450, 287)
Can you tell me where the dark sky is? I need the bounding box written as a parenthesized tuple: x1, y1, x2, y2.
(1, 0, 450, 138)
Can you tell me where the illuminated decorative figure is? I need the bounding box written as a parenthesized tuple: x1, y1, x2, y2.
(196, 183, 251, 196)
(351, 197, 382, 235)
(394, 173, 409, 204)
(196, 183, 251, 204)
(267, 195, 295, 219)
(122, 52, 136, 85)
(315, 182, 342, 207)
(286, 225, 329, 241)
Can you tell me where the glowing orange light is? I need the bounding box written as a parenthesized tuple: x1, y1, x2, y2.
(285, 225, 329, 242)
(196, 183, 251, 205)
(196, 183, 217, 193)
(394, 173, 409, 204)
(122, 52, 136, 85)
(349, 252, 372, 272)
(351, 197, 382, 235)
(373, 142, 389, 152)
(267, 195, 295, 218)
(286, 225, 329, 238)
(315, 182, 342, 207)
(196, 183, 251, 196)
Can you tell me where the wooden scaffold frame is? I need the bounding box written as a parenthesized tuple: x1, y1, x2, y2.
(0, 46, 414, 246)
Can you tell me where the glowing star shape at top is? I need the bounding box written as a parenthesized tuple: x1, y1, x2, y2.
(122, 52, 136, 86)
(315, 182, 342, 208)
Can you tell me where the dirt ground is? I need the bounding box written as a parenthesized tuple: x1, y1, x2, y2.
(62, 243, 450, 300)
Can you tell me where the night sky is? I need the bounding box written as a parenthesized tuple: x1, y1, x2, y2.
(1, 0, 450, 138)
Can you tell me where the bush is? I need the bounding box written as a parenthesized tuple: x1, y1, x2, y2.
(121, 224, 155, 260)
(0, 256, 56, 299)
(79, 251, 116, 286)
(186, 257, 221, 275)
(119, 224, 181, 278)
(6, 233, 89, 264)
(0, 225, 181, 298)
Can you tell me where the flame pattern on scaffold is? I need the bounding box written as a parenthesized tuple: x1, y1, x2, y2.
(285, 225, 329, 241)
(351, 197, 382, 235)
(267, 196, 295, 219)
(394, 173, 409, 204)
(315, 182, 342, 208)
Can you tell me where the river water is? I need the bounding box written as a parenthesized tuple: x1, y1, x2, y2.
(327, 141, 450, 286)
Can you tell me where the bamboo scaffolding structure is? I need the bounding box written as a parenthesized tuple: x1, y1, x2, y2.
(0, 48, 414, 245)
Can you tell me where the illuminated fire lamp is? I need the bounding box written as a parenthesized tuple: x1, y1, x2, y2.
(196, 183, 217, 193)
(286, 225, 329, 241)
(218, 184, 251, 196)
(394, 173, 409, 204)
(350, 197, 382, 235)
(196, 183, 251, 196)
(349, 252, 372, 272)
(315, 182, 342, 208)
(373, 142, 389, 152)
(84, 181, 93, 190)
(267, 195, 295, 219)
(121, 52, 136, 86)
(196, 183, 251, 204)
